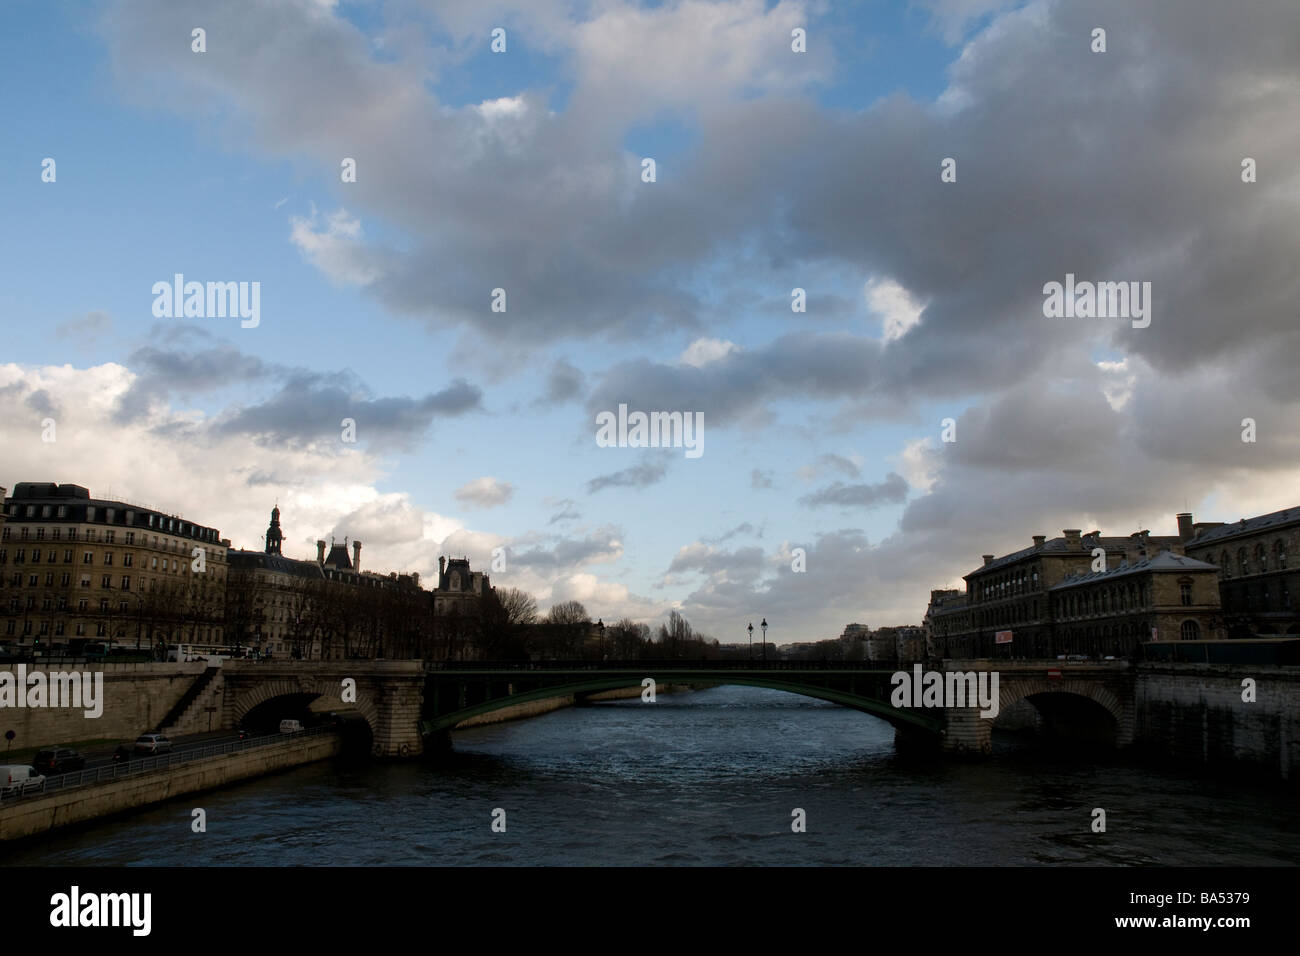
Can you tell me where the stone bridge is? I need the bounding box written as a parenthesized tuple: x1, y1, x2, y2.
(201, 658, 1134, 759)
(218, 660, 426, 758)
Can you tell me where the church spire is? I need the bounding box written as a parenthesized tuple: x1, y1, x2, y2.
(265, 505, 283, 555)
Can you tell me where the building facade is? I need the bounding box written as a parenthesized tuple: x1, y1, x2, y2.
(227, 508, 428, 660)
(1180, 507, 1300, 638)
(0, 482, 229, 653)
(928, 526, 1191, 659)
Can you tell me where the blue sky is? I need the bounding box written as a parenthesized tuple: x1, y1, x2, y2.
(2, 0, 1298, 641)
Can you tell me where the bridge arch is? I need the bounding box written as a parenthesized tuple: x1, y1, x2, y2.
(996, 676, 1124, 745)
(233, 677, 381, 738)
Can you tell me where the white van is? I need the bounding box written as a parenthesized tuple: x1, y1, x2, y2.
(0, 765, 46, 794)
(279, 719, 302, 734)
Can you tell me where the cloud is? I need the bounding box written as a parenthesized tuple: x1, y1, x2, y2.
(679, 337, 740, 368)
(538, 358, 586, 405)
(586, 458, 669, 493)
(453, 476, 515, 509)
(799, 472, 909, 509)
(55, 311, 113, 344)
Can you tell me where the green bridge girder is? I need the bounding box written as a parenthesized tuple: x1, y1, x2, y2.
(420, 665, 946, 736)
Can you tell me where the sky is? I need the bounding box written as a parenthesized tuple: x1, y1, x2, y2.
(1, 0, 1298, 644)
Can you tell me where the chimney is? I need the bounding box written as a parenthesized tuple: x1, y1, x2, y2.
(352, 539, 362, 569)
(1063, 529, 1082, 550)
(1032, 535, 1046, 548)
(316, 539, 326, 563)
(1176, 513, 1193, 541)
(412, 572, 420, 588)
(982, 554, 995, 566)
(439, 556, 446, 579)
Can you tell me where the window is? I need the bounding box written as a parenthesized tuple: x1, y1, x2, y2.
(51, 528, 61, 541)
(151, 557, 158, 570)
(79, 575, 90, 588)
(28, 574, 37, 586)
(15, 549, 25, 563)
(106, 508, 115, 522)
(30, 549, 40, 562)
(55, 622, 65, 636)
(56, 505, 66, 518)
(125, 532, 134, 545)
(101, 575, 112, 588)
(121, 576, 130, 590)
(1179, 581, 1192, 606)
(77, 599, 87, 611)
(20, 527, 28, 540)
(96, 623, 107, 637)
(83, 552, 92, 564)
(1275, 540, 1287, 570)
(63, 550, 72, 563)
(43, 573, 53, 586)
(87, 506, 96, 521)
(123, 553, 133, 567)
(98, 598, 108, 612)
(46, 550, 55, 563)
(1238, 548, 1248, 575)
(105, 530, 115, 543)
(104, 552, 113, 566)
(59, 573, 69, 586)
(36, 528, 45, 540)
(1181, 620, 1201, 641)
(75, 623, 85, 636)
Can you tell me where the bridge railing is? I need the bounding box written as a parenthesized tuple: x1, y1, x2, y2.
(0, 726, 334, 806)
(424, 659, 905, 672)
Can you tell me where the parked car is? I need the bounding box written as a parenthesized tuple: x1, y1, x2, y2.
(0, 765, 46, 795)
(278, 719, 302, 734)
(33, 748, 86, 774)
(132, 733, 173, 754)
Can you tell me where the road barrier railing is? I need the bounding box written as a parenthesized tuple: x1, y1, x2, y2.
(0, 726, 334, 805)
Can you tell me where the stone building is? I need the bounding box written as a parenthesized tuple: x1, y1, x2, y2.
(430, 556, 494, 658)
(1180, 507, 1300, 638)
(1048, 551, 1224, 656)
(928, 526, 1187, 659)
(0, 482, 229, 652)
(227, 507, 425, 660)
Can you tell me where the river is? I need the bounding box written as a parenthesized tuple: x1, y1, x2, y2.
(9, 685, 1300, 865)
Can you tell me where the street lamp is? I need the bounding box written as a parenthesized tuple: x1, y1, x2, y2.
(761, 618, 768, 661)
(747, 621, 753, 660)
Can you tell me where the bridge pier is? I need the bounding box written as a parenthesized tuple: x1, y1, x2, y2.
(940, 707, 993, 754)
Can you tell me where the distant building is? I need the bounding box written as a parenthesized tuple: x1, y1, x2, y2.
(227, 507, 424, 660)
(1180, 507, 1300, 638)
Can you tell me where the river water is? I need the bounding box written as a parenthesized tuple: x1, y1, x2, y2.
(10, 685, 1300, 866)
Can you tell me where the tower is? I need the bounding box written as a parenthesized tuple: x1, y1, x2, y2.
(265, 505, 283, 556)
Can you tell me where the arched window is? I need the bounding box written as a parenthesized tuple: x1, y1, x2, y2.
(1275, 539, 1287, 570)
(1255, 543, 1267, 572)
(1221, 551, 1231, 578)
(1180, 620, 1201, 641)
(1238, 548, 1249, 575)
